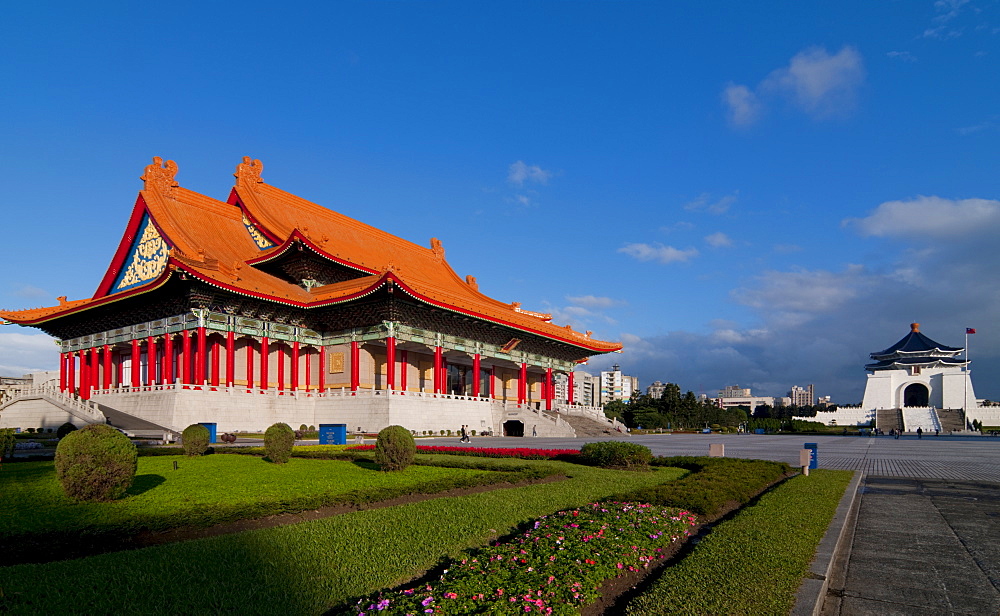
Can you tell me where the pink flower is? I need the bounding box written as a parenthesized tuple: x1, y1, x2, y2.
(443, 592, 457, 600)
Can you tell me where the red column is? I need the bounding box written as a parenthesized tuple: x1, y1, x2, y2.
(385, 337, 396, 391)
(67, 352, 76, 395)
(319, 345, 327, 392)
(304, 348, 311, 392)
(225, 331, 235, 387)
(400, 350, 408, 392)
(79, 350, 90, 400)
(472, 354, 481, 398)
(102, 345, 111, 389)
(519, 363, 527, 404)
(568, 371, 575, 404)
(276, 344, 285, 392)
(350, 341, 359, 391)
(433, 346, 442, 394)
(196, 327, 207, 385)
(545, 368, 553, 411)
(131, 339, 141, 388)
(246, 338, 255, 389)
(145, 336, 155, 386)
(260, 336, 269, 389)
(89, 348, 98, 394)
(490, 365, 496, 399)
(211, 336, 220, 387)
(164, 335, 174, 384)
(182, 331, 192, 384)
(441, 357, 448, 395)
(291, 341, 299, 391)
(59, 352, 66, 392)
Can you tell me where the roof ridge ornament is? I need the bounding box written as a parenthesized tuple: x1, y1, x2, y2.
(430, 237, 445, 260)
(141, 156, 179, 197)
(234, 156, 264, 190)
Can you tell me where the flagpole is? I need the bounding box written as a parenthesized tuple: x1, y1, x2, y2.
(965, 329, 970, 430)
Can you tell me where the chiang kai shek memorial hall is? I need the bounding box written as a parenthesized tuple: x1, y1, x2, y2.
(0, 157, 624, 439)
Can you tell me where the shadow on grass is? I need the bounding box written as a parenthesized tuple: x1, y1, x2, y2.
(128, 473, 166, 496)
(351, 459, 380, 471)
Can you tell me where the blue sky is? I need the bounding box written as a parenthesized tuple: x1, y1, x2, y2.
(2, 1, 999, 403)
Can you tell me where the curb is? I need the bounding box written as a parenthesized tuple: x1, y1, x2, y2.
(790, 470, 863, 616)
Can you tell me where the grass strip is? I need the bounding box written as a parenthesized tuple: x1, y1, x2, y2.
(624, 469, 853, 616)
(0, 455, 546, 540)
(632, 456, 792, 517)
(0, 463, 684, 615)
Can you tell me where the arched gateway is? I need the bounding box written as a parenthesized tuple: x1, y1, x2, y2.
(0, 157, 622, 436)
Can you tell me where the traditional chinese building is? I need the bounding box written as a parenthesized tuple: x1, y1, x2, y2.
(0, 157, 622, 437)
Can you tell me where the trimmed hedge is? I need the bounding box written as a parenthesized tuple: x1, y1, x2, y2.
(580, 441, 652, 469)
(623, 456, 792, 517)
(264, 422, 295, 464)
(54, 425, 138, 502)
(374, 425, 416, 471)
(181, 424, 210, 457)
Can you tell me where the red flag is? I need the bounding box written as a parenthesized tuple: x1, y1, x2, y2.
(967, 328, 977, 334)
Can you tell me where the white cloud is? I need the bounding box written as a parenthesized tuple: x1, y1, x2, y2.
(507, 161, 552, 186)
(887, 50, 917, 62)
(619, 243, 699, 264)
(705, 232, 733, 247)
(566, 295, 625, 309)
(723, 45, 865, 125)
(761, 46, 865, 118)
(722, 83, 761, 126)
(845, 196, 1000, 239)
(12, 285, 49, 299)
(684, 191, 738, 214)
(0, 332, 59, 376)
(515, 194, 532, 206)
(773, 243, 803, 254)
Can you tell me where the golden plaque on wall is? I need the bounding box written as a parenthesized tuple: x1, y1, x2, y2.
(328, 352, 345, 374)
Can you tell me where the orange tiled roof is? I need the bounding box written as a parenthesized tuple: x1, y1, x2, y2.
(0, 157, 622, 353)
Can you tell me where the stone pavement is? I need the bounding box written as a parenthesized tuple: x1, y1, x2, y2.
(821, 476, 1000, 616)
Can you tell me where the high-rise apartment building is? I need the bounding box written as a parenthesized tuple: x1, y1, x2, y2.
(600, 364, 638, 404)
(789, 384, 815, 407)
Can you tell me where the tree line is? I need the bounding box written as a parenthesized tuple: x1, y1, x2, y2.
(602, 384, 836, 431)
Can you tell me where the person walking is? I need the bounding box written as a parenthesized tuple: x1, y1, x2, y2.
(532, 425, 537, 437)
(917, 427, 923, 439)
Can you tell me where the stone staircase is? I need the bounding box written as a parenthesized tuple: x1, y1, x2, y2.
(876, 408, 903, 433)
(560, 414, 630, 438)
(901, 407, 941, 433)
(936, 408, 967, 433)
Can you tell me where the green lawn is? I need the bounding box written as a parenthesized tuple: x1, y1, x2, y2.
(0, 461, 684, 615)
(625, 469, 854, 615)
(0, 454, 500, 537)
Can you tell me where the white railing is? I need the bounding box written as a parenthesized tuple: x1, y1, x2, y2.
(1, 385, 105, 422)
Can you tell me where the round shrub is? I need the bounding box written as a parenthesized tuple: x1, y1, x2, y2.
(264, 422, 295, 464)
(580, 441, 652, 470)
(54, 424, 137, 501)
(375, 425, 416, 471)
(181, 424, 210, 456)
(57, 422, 78, 439)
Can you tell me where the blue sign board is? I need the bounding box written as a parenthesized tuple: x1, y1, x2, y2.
(804, 442, 818, 469)
(319, 424, 347, 445)
(199, 422, 217, 444)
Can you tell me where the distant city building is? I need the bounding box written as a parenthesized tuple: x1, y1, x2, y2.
(599, 364, 638, 404)
(719, 385, 752, 398)
(789, 384, 815, 406)
(646, 380, 667, 399)
(553, 370, 598, 407)
(711, 385, 779, 411)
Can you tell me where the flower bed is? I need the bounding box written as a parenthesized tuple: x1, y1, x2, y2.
(347, 444, 579, 460)
(353, 501, 697, 615)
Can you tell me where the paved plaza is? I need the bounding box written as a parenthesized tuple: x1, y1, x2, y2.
(437, 432, 1000, 482)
